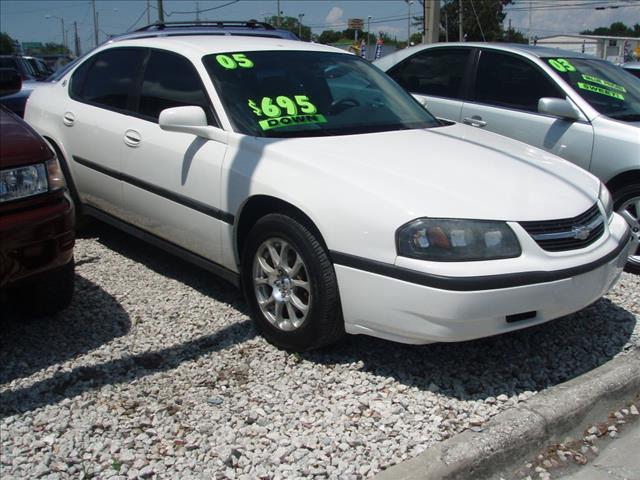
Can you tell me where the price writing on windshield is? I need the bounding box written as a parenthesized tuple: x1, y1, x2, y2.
(581, 74, 626, 93)
(248, 96, 318, 117)
(215, 53, 254, 69)
(548, 58, 576, 72)
(247, 95, 325, 131)
(576, 82, 625, 101)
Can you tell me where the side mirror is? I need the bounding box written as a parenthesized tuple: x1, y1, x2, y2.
(0, 68, 22, 97)
(538, 97, 580, 121)
(159, 106, 227, 144)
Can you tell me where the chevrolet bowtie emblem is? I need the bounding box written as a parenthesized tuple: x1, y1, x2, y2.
(572, 225, 591, 240)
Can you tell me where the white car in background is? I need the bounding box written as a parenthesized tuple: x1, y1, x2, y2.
(25, 29, 632, 350)
(375, 43, 640, 273)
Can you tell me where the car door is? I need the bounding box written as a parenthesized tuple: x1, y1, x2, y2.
(64, 47, 145, 219)
(120, 48, 228, 262)
(460, 49, 594, 171)
(386, 47, 473, 122)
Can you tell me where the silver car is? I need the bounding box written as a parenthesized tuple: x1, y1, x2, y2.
(375, 43, 640, 273)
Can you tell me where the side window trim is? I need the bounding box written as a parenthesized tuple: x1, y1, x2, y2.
(469, 49, 566, 115)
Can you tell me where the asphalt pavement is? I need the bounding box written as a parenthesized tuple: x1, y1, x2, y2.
(558, 421, 640, 480)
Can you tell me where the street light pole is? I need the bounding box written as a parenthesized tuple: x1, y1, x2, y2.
(45, 15, 66, 50)
(405, 0, 413, 46)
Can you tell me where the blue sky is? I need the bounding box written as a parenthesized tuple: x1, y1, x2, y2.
(1, 0, 638, 53)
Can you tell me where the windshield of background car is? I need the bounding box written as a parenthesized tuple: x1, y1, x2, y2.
(203, 50, 439, 137)
(544, 57, 640, 122)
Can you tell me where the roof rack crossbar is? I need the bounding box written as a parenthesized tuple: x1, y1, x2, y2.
(134, 21, 275, 32)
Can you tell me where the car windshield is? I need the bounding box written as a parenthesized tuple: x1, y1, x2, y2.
(543, 57, 640, 122)
(203, 50, 439, 137)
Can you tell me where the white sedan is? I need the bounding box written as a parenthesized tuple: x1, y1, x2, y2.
(25, 32, 632, 350)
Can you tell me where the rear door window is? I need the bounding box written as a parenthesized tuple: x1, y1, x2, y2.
(72, 48, 144, 111)
(474, 51, 563, 112)
(388, 48, 472, 99)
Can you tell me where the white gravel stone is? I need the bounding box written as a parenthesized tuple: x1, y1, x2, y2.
(1, 227, 638, 479)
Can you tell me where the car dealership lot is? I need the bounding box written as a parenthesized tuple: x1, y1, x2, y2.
(1, 223, 638, 479)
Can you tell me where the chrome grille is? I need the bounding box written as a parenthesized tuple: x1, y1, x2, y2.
(520, 204, 605, 252)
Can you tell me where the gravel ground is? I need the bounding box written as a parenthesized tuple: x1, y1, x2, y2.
(1, 223, 638, 480)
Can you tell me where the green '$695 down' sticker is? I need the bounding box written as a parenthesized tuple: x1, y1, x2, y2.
(248, 95, 327, 130)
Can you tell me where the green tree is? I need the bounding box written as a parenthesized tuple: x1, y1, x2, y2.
(502, 27, 528, 43)
(265, 15, 311, 41)
(581, 22, 640, 38)
(410, 32, 423, 45)
(318, 30, 342, 44)
(0, 32, 16, 54)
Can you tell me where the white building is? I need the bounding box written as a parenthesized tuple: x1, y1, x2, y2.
(533, 34, 640, 64)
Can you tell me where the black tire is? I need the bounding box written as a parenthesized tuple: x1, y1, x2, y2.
(241, 214, 344, 351)
(9, 259, 75, 317)
(613, 183, 640, 275)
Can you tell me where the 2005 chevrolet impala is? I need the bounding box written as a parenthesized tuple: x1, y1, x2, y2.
(24, 27, 632, 350)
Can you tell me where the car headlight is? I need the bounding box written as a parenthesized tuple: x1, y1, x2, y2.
(396, 218, 522, 261)
(0, 156, 66, 203)
(599, 183, 613, 223)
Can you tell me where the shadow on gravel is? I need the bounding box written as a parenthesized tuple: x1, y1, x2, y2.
(84, 222, 246, 313)
(0, 274, 131, 386)
(303, 298, 637, 401)
(0, 320, 255, 418)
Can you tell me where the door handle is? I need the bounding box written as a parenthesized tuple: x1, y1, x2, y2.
(62, 111, 75, 126)
(463, 116, 487, 128)
(123, 129, 142, 148)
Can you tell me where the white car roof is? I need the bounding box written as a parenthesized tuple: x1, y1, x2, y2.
(103, 35, 345, 58)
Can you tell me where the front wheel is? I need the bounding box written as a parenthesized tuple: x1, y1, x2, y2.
(613, 184, 640, 274)
(241, 214, 344, 351)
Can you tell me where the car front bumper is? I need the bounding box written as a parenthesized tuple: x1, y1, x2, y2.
(0, 191, 75, 289)
(334, 219, 632, 345)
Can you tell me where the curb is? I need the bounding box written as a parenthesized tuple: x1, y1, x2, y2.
(374, 348, 640, 480)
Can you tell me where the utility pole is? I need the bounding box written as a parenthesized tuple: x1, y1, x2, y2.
(276, 0, 281, 27)
(147, 0, 151, 24)
(196, 2, 200, 21)
(424, 0, 429, 44)
(445, 11, 449, 42)
(458, 0, 463, 41)
(528, 0, 532, 43)
(367, 16, 372, 59)
(298, 13, 304, 39)
(158, 0, 165, 23)
(92, 0, 98, 47)
(74, 21, 80, 56)
(423, 0, 440, 44)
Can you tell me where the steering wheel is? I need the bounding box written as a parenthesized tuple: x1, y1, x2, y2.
(329, 97, 361, 114)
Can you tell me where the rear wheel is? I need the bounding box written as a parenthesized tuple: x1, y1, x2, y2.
(613, 184, 640, 274)
(241, 214, 344, 351)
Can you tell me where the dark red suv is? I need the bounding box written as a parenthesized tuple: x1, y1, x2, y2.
(1, 68, 75, 316)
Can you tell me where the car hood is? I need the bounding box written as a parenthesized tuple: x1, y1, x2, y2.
(251, 123, 600, 222)
(0, 105, 52, 168)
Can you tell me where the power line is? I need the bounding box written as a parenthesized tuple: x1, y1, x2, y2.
(126, 7, 150, 31)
